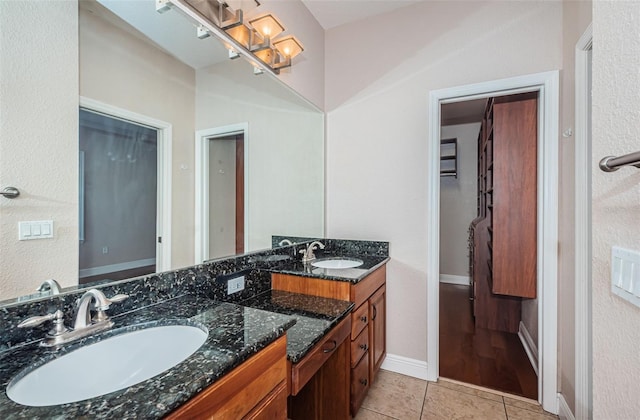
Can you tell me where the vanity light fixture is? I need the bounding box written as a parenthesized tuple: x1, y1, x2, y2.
(160, 0, 304, 74)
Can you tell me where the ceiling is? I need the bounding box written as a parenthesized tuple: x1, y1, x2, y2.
(301, 0, 423, 30)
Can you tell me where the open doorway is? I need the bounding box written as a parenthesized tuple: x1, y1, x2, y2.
(438, 95, 538, 399)
(195, 123, 249, 263)
(79, 108, 160, 283)
(427, 71, 560, 414)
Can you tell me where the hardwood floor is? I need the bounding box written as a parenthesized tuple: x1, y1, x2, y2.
(439, 283, 538, 400)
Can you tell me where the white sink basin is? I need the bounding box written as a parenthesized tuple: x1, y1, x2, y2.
(7, 324, 208, 407)
(311, 258, 364, 269)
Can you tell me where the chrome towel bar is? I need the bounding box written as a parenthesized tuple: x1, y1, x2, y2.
(599, 150, 640, 172)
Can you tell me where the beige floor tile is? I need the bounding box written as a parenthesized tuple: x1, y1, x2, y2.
(354, 407, 399, 420)
(504, 405, 558, 420)
(361, 370, 428, 420)
(422, 383, 507, 420)
(437, 380, 504, 403)
(503, 397, 545, 413)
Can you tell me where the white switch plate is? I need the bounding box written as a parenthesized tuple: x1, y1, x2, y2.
(19, 221, 54, 240)
(227, 275, 245, 295)
(611, 246, 640, 308)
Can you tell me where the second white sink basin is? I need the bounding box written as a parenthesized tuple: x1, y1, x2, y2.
(7, 324, 208, 407)
(311, 258, 364, 269)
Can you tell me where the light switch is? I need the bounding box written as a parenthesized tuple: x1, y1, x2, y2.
(18, 221, 54, 240)
(612, 246, 640, 308)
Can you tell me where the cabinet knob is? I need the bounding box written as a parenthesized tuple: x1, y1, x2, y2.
(359, 378, 368, 386)
(359, 343, 368, 351)
(360, 315, 367, 323)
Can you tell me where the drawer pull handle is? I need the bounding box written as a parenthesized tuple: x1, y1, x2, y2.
(322, 339, 337, 353)
(360, 378, 368, 386)
(359, 343, 368, 351)
(372, 305, 378, 321)
(360, 315, 367, 323)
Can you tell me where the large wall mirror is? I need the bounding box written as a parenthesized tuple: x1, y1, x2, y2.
(0, 0, 324, 304)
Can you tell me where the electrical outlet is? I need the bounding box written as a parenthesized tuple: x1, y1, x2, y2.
(102, 246, 109, 254)
(227, 276, 245, 295)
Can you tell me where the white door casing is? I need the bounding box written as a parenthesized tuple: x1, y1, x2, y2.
(427, 71, 560, 414)
(79, 96, 172, 272)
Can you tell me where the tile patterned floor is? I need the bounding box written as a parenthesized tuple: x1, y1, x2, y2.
(354, 370, 558, 420)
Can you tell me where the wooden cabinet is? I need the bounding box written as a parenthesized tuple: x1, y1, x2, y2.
(288, 316, 351, 420)
(369, 285, 386, 382)
(470, 92, 538, 333)
(272, 265, 387, 418)
(167, 335, 287, 420)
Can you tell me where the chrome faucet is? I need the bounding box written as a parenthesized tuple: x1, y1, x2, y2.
(299, 241, 325, 263)
(74, 289, 128, 329)
(17, 289, 128, 347)
(36, 279, 62, 295)
(278, 239, 293, 246)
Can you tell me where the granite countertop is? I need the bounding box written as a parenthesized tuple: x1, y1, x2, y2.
(270, 254, 390, 283)
(0, 295, 296, 419)
(241, 290, 354, 363)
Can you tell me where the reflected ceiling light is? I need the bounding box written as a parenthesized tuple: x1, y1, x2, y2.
(160, 0, 304, 74)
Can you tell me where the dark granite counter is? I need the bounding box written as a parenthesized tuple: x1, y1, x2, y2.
(241, 290, 354, 363)
(0, 295, 295, 419)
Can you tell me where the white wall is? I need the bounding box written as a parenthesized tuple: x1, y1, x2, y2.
(325, 0, 563, 363)
(592, 1, 640, 417)
(196, 60, 324, 251)
(209, 137, 237, 258)
(439, 123, 480, 279)
(0, 1, 79, 297)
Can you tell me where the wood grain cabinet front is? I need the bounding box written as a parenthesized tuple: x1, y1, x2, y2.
(166, 335, 287, 420)
(272, 264, 387, 418)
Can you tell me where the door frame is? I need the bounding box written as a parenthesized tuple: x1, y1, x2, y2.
(194, 123, 249, 263)
(574, 23, 593, 420)
(427, 71, 559, 413)
(78, 96, 173, 272)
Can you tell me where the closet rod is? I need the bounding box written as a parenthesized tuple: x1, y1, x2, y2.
(599, 150, 640, 172)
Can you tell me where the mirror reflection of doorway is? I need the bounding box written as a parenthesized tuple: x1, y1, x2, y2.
(208, 134, 245, 258)
(78, 108, 158, 284)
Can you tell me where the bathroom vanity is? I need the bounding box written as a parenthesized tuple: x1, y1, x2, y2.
(0, 238, 388, 419)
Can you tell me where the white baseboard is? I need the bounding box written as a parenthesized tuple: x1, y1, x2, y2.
(380, 353, 429, 380)
(518, 321, 539, 376)
(439, 274, 470, 285)
(79, 258, 156, 278)
(558, 393, 575, 420)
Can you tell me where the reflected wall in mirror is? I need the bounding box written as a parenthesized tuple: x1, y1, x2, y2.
(0, 0, 324, 303)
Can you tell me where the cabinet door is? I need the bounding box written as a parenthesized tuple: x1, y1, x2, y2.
(369, 285, 386, 382)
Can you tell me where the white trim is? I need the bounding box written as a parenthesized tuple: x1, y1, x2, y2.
(427, 71, 560, 414)
(79, 258, 157, 278)
(518, 321, 539, 376)
(439, 274, 470, 285)
(559, 393, 577, 420)
(79, 97, 172, 272)
(380, 354, 429, 380)
(195, 123, 249, 264)
(574, 22, 593, 420)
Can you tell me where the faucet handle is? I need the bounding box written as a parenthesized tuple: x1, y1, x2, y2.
(105, 294, 129, 305)
(18, 309, 69, 336)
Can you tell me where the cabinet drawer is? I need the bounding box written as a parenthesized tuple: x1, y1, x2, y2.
(351, 303, 369, 338)
(290, 315, 351, 396)
(350, 327, 369, 368)
(350, 350, 370, 416)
